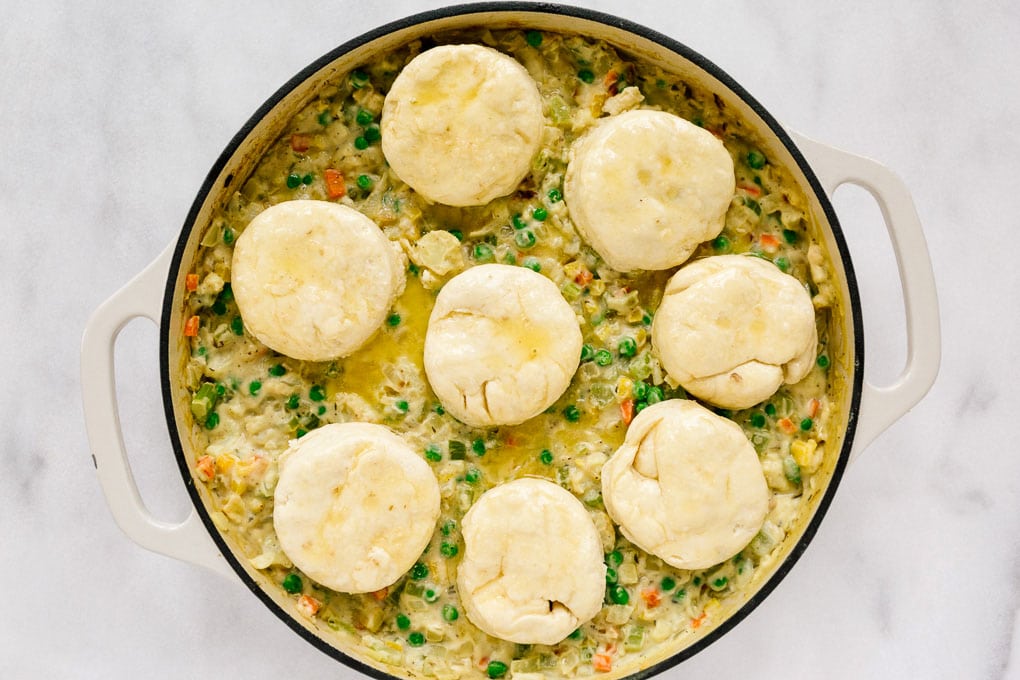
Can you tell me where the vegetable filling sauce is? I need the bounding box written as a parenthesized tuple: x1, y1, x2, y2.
(182, 28, 840, 680)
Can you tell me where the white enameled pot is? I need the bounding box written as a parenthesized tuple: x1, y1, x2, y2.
(81, 4, 940, 678)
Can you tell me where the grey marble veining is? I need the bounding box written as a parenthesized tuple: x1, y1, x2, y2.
(2, 0, 1018, 677)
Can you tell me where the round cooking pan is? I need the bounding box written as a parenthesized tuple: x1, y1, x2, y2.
(81, 3, 940, 678)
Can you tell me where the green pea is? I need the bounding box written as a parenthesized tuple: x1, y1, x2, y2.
(230, 316, 244, 335)
(764, 403, 777, 416)
(424, 444, 442, 462)
(286, 394, 300, 410)
(440, 519, 456, 536)
(747, 149, 767, 169)
(432, 403, 445, 415)
(578, 69, 595, 84)
(464, 468, 481, 484)
(515, 230, 536, 249)
(523, 256, 541, 272)
(350, 69, 370, 88)
(282, 573, 303, 594)
(660, 576, 676, 591)
(783, 228, 799, 244)
(750, 413, 766, 428)
(354, 136, 369, 150)
(609, 584, 629, 605)
(364, 124, 382, 143)
(472, 438, 486, 456)
(712, 235, 730, 251)
(396, 399, 409, 413)
(512, 213, 527, 230)
(268, 363, 286, 377)
(317, 405, 326, 415)
(286, 173, 301, 189)
(301, 173, 313, 185)
(646, 385, 664, 405)
(580, 344, 595, 362)
(568, 628, 583, 640)
(547, 188, 563, 203)
(442, 604, 459, 622)
(222, 227, 235, 245)
(618, 337, 637, 358)
(605, 568, 618, 584)
(440, 542, 458, 558)
(356, 174, 373, 191)
(387, 313, 401, 327)
(356, 109, 373, 126)
(487, 661, 508, 679)
(594, 349, 613, 366)
(817, 355, 830, 368)
(408, 631, 425, 647)
(295, 428, 307, 438)
(606, 550, 623, 567)
(525, 30, 543, 47)
(710, 576, 729, 591)
(633, 381, 649, 401)
(248, 381, 261, 396)
(539, 449, 554, 465)
(532, 207, 548, 221)
(775, 257, 790, 272)
(317, 110, 332, 126)
(396, 613, 411, 630)
(204, 412, 219, 429)
(563, 405, 581, 422)
(800, 417, 813, 431)
(309, 385, 326, 402)
(410, 562, 428, 580)
(473, 243, 494, 262)
(212, 299, 227, 315)
(423, 588, 440, 603)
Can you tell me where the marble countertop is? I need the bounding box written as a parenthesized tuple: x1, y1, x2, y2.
(3, 1, 1016, 677)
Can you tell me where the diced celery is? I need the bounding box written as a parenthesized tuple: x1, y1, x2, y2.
(190, 382, 219, 420)
(623, 624, 645, 652)
(783, 456, 802, 485)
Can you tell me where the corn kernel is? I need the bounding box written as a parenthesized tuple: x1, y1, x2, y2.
(215, 453, 237, 473)
(616, 376, 634, 401)
(791, 439, 818, 469)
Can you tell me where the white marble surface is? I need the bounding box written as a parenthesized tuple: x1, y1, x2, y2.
(2, 1, 1017, 677)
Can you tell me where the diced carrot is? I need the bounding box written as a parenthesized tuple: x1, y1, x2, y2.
(185, 273, 199, 292)
(297, 594, 321, 617)
(324, 168, 346, 199)
(807, 398, 820, 418)
(777, 417, 796, 434)
(371, 587, 388, 601)
(290, 133, 311, 152)
(184, 315, 200, 337)
(691, 611, 707, 629)
(640, 588, 662, 608)
(592, 654, 613, 673)
(738, 182, 761, 197)
(195, 455, 215, 482)
(760, 233, 780, 253)
(603, 70, 619, 94)
(574, 268, 594, 287)
(620, 399, 635, 425)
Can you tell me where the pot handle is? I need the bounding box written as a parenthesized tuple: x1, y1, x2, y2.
(791, 132, 940, 462)
(81, 245, 233, 579)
